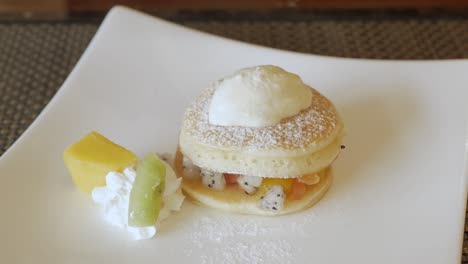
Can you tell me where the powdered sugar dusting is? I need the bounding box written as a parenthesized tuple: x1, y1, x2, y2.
(187, 216, 296, 264)
(182, 84, 338, 151)
(177, 205, 340, 263)
(191, 216, 271, 243)
(200, 241, 293, 264)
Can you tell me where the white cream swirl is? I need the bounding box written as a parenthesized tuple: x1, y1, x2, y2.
(208, 65, 312, 127)
(92, 161, 184, 240)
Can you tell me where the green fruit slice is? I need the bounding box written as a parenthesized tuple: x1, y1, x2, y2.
(128, 153, 166, 227)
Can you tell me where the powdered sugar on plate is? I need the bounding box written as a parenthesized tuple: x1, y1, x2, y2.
(191, 216, 273, 244)
(200, 240, 293, 264)
(183, 214, 319, 264)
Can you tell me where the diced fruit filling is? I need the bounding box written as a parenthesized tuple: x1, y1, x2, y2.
(290, 181, 307, 200)
(259, 178, 294, 194)
(182, 157, 201, 179)
(63, 131, 138, 193)
(298, 173, 320, 185)
(237, 175, 263, 195)
(181, 157, 325, 210)
(224, 173, 240, 184)
(200, 169, 226, 190)
(260, 185, 285, 211)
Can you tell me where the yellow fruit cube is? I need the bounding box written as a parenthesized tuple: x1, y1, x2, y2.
(260, 178, 294, 194)
(298, 173, 320, 185)
(63, 131, 138, 193)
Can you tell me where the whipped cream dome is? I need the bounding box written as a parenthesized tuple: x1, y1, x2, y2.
(208, 65, 313, 127)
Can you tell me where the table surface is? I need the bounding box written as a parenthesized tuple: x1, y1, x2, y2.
(0, 10, 467, 263)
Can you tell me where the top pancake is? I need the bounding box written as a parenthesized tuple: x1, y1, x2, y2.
(179, 83, 344, 177)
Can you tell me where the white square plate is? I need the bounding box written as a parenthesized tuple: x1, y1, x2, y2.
(1, 6, 468, 264)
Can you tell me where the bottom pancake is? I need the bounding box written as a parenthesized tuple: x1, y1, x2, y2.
(174, 148, 332, 216)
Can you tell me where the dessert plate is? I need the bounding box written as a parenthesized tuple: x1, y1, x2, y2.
(1, 6, 467, 264)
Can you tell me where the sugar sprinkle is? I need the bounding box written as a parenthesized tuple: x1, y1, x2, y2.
(181, 213, 329, 264)
(182, 83, 339, 151)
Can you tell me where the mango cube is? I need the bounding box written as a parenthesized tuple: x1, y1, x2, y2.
(63, 131, 138, 193)
(260, 178, 294, 194)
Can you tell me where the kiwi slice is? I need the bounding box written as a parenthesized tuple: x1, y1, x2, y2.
(128, 153, 166, 227)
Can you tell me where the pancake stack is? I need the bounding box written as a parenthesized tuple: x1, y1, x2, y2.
(175, 65, 344, 216)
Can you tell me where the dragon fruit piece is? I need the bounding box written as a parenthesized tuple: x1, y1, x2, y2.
(182, 157, 201, 179)
(201, 169, 225, 190)
(259, 185, 285, 211)
(237, 175, 263, 195)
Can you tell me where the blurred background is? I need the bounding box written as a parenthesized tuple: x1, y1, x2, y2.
(1, 0, 468, 18)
